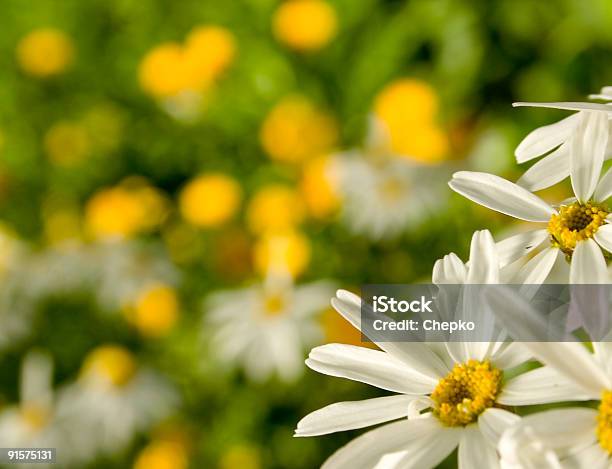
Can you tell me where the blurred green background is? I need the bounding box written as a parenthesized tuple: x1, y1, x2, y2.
(0, 0, 611, 467)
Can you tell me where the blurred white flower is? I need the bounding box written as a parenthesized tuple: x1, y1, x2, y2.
(205, 274, 333, 382)
(296, 234, 583, 468)
(449, 170, 612, 283)
(55, 345, 177, 461)
(0, 351, 61, 454)
(335, 118, 450, 240)
(513, 100, 611, 192)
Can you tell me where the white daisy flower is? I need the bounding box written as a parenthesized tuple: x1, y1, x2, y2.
(55, 345, 177, 462)
(205, 274, 334, 382)
(486, 289, 612, 469)
(335, 118, 449, 240)
(512, 100, 611, 192)
(296, 232, 582, 468)
(0, 352, 62, 454)
(449, 170, 612, 283)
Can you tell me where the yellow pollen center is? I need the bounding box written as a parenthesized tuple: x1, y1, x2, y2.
(20, 403, 50, 431)
(431, 359, 502, 427)
(548, 201, 608, 255)
(379, 177, 406, 202)
(263, 294, 285, 317)
(597, 390, 612, 455)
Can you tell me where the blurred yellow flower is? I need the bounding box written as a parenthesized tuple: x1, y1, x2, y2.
(179, 173, 241, 228)
(246, 185, 305, 234)
(85, 179, 168, 240)
(219, 444, 261, 469)
(273, 0, 337, 52)
(374, 78, 449, 164)
(43, 121, 91, 166)
(139, 26, 236, 99)
(125, 284, 180, 338)
(253, 229, 311, 278)
(300, 154, 340, 218)
(134, 441, 188, 469)
(81, 345, 137, 387)
(260, 95, 338, 164)
(139, 43, 187, 98)
(184, 26, 236, 87)
(16, 28, 74, 77)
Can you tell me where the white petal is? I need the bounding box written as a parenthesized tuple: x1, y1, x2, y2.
(594, 224, 612, 254)
(490, 342, 532, 370)
(466, 230, 499, 283)
(483, 288, 611, 395)
(332, 291, 450, 380)
(515, 114, 578, 163)
(566, 442, 610, 468)
(513, 101, 612, 112)
(496, 229, 549, 266)
(499, 366, 593, 406)
(433, 253, 467, 284)
(509, 408, 598, 449)
(458, 425, 499, 469)
(478, 408, 520, 447)
(570, 239, 608, 284)
(449, 172, 555, 222)
(295, 395, 414, 437)
(570, 112, 609, 203)
(510, 247, 559, 284)
(517, 143, 570, 191)
(321, 418, 456, 469)
(306, 344, 436, 394)
(589, 86, 612, 101)
(594, 166, 612, 202)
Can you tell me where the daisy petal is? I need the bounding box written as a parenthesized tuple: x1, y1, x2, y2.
(306, 344, 436, 394)
(517, 143, 570, 191)
(496, 229, 549, 266)
(332, 291, 450, 379)
(295, 395, 414, 437)
(499, 366, 593, 406)
(594, 224, 612, 254)
(570, 239, 608, 284)
(466, 230, 499, 283)
(449, 172, 555, 222)
(478, 408, 520, 446)
(511, 247, 559, 284)
(513, 101, 612, 112)
(321, 418, 456, 469)
(433, 253, 467, 284)
(458, 425, 498, 469)
(570, 112, 609, 203)
(490, 343, 532, 370)
(594, 166, 612, 202)
(484, 287, 611, 395)
(507, 408, 598, 449)
(515, 114, 578, 163)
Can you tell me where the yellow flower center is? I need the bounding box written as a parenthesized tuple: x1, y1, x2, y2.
(431, 359, 502, 427)
(379, 176, 406, 202)
(548, 201, 608, 255)
(81, 345, 137, 387)
(597, 390, 612, 455)
(20, 403, 50, 431)
(263, 293, 286, 317)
